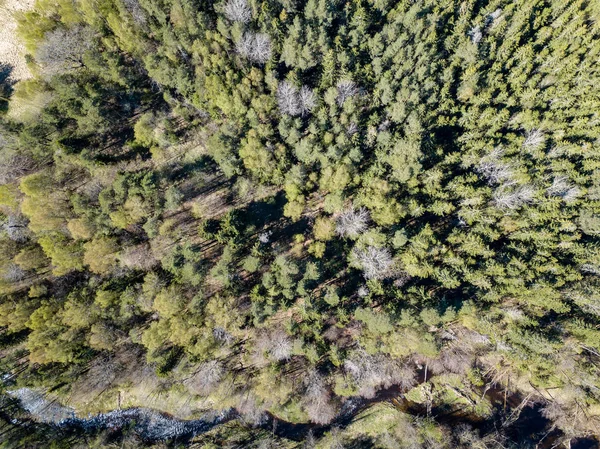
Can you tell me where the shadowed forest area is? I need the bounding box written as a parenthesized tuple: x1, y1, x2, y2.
(1, 0, 600, 447)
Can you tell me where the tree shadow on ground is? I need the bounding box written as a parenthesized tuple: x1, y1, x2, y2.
(0, 63, 15, 113)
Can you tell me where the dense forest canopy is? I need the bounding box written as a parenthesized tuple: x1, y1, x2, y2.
(1, 0, 600, 447)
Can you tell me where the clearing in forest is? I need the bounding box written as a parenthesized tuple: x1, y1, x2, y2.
(0, 0, 33, 81)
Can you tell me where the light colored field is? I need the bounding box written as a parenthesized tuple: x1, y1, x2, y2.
(0, 0, 34, 81)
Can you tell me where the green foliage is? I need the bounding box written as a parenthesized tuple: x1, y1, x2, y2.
(3, 0, 600, 445)
(83, 237, 119, 274)
(355, 307, 393, 335)
(242, 254, 261, 273)
(38, 233, 84, 275)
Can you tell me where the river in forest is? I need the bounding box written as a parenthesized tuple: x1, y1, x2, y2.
(5, 387, 599, 447)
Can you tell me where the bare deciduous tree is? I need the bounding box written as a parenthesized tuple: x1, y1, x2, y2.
(485, 8, 503, 28)
(213, 326, 234, 344)
(493, 184, 536, 210)
(238, 394, 267, 425)
(304, 430, 316, 449)
(394, 364, 419, 391)
(0, 153, 36, 184)
(547, 176, 581, 203)
(258, 230, 272, 243)
(277, 82, 316, 116)
(277, 81, 300, 116)
(3, 263, 26, 282)
(393, 272, 411, 288)
(547, 145, 566, 158)
(73, 355, 121, 404)
(570, 291, 600, 316)
(327, 427, 346, 449)
(298, 86, 316, 116)
(539, 396, 591, 439)
(464, 330, 491, 347)
(522, 128, 546, 149)
(352, 246, 394, 280)
(303, 372, 336, 425)
(186, 360, 224, 396)
(35, 26, 94, 75)
(336, 80, 358, 106)
(336, 207, 369, 238)
(504, 307, 525, 321)
(122, 0, 147, 25)
(346, 122, 359, 136)
(268, 329, 293, 361)
(3, 215, 29, 242)
(236, 32, 255, 58)
(561, 187, 581, 204)
(344, 356, 382, 399)
(257, 437, 278, 449)
(468, 26, 482, 44)
(237, 32, 272, 64)
(496, 340, 512, 351)
(119, 243, 157, 271)
(223, 0, 252, 23)
(254, 329, 293, 363)
(437, 347, 473, 374)
(580, 263, 600, 276)
(270, 338, 292, 362)
(378, 119, 391, 132)
(476, 147, 514, 185)
(344, 350, 416, 398)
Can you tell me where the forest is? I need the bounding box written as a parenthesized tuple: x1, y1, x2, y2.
(1, 0, 600, 447)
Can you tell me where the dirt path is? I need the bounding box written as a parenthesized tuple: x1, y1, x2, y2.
(0, 0, 34, 81)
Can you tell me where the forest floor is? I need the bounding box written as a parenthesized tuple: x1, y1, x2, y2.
(0, 0, 33, 81)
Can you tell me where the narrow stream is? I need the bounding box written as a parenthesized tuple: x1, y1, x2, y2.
(7, 388, 238, 442)
(6, 386, 599, 447)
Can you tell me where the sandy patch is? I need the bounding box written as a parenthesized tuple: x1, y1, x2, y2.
(0, 0, 35, 81)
